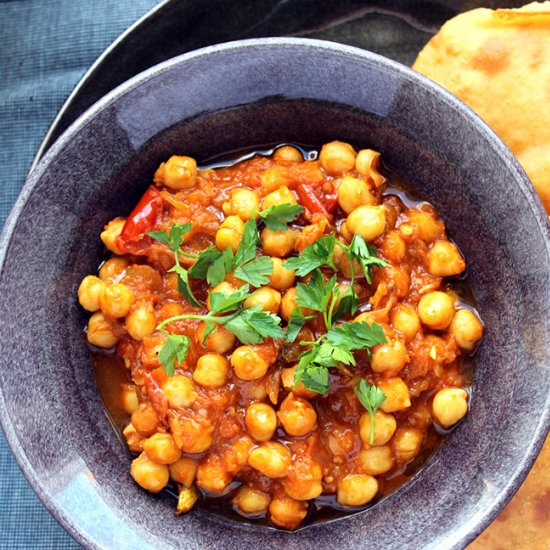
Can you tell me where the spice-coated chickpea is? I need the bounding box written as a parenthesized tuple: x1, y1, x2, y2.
(371, 339, 409, 374)
(378, 378, 411, 413)
(359, 410, 397, 446)
(123, 423, 144, 453)
(337, 176, 376, 214)
(359, 445, 394, 475)
(87, 311, 119, 348)
(198, 322, 236, 354)
(262, 185, 297, 210)
(418, 291, 455, 330)
(78, 275, 106, 312)
(428, 240, 466, 277)
(432, 387, 469, 428)
(393, 427, 423, 463)
(277, 393, 317, 436)
(345, 205, 386, 242)
(131, 404, 160, 437)
(261, 166, 291, 192)
(449, 309, 484, 351)
(337, 474, 378, 507)
(280, 286, 314, 322)
(215, 215, 245, 253)
(260, 227, 298, 257)
(222, 188, 260, 221)
(169, 457, 197, 487)
(379, 230, 406, 263)
(142, 433, 182, 465)
(268, 258, 296, 291)
(98, 257, 129, 281)
(233, 486, 271, 514)
(169, 416, 214, 454)
(245, 402, 278, 441)
(120, 384, 139, 414)
(244, 286, 281, 314)
(282, 456, 323, 501)
(196, 455, 232, 493)
(160, 155, 197, 190)
(407, 210, 444, 243)
(161, 375, 197, 408)
(319, 141, 356, 175)
(248, 442, 292, 478)
(130, 452, 169, 493)
(273, 145, 303, 163)
(230, 346, 270, 381)
(269, 495, 308, 530)
(125, 302, 156, 341)
(99, 283, 135, 318)
(100, 218, 126, 255)
(390, 304, 420, 342)
(355, 149, 385, 187)
(193, 353, 229, 388)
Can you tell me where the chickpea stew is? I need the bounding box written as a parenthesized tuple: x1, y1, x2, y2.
(79, 142, 483, 529)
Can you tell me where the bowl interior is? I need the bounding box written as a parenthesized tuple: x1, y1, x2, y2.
(0, 39, 549, 550)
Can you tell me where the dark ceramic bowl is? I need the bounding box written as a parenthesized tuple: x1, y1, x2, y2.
(1, 38, 549, 550)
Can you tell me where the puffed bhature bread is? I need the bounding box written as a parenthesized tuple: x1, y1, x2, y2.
(413, 2, 550, 214)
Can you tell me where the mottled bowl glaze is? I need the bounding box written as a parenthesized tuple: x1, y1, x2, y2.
(0, 38, 549, 550)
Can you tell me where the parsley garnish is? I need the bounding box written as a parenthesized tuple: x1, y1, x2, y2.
(349, 234, 390, 283)
(284, 234, 337, 276)
(285, 308, 314, 343)
(257, 203, 304, 230)
(354, 379, 387, 445)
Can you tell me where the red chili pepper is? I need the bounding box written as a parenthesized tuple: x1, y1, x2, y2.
(296, 182, 337, 217)
(117, 186, 163, 251)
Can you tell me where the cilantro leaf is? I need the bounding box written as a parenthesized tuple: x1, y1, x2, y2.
(208, 285, 251, 314)
(284, 234, 336, 276)
(188, 246, 223, 279)
(234, 256, 273, 287)
(207, 247, 234, 286)
(257, 203, 304, 231)
(296, 364, 330, 394)
(220, 306, 284, 344)
(234, 219, 259, 267)
(285, 308, 313, 343)
(169, 263, 201, 307)
(349, 234, 390, 283)
(326, 321, 386, 350)
(158, 334, 190, 376)
(354, 379, 387, 444)
(148, 223, 191, 252)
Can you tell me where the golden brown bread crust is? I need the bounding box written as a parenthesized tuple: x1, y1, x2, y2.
(413, 2, 550, 214)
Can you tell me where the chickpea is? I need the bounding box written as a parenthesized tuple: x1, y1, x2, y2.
(161, 375, 197, 408)
(339, 219, 354, 243)
(223, 435, 255, 474)
(125, 302, 156, 341)
(269, 495, 308, 530)
(222, 188, 260, 221)
(359, 446, 394, 475)
(359, 410, 397, 446)
(142, 433, 182, 465)
(333, 245, 363, 279)
(390, 304, 420, 342)
(169, 416, 213, 454)
(273, 145, 303, 163)
(98, 283, 135, 318)
(100, 218, 126, 254)
(87, 312, 119, 348)
(243, 286, 281, 314)
(355, 149, 385, 187)
(268, 258, 296, 291)
(371, 339, 409, 374)
(261, 166, 291, 192)
(277, 393, 317, 436)
(337, 474, 379, 507)
(131, 404, 160, 437)
(319, 141, 356, 175)
(428, 240, 466, 277)
(407, 210, 444, 243)
(282, 456, 323, 501)
(169, 457, 198, 487)
(380, 230, 406, 263)
(418, 291, 455, 330)
(198, 322, 236, 354)
(262, 185, 297, 210)
(193, 353, 229, 388)
(245, 403, 278, 441)
(207, 281, 236, 311)
(432, 388, 469, 428)
(196, 455, 232, 493)
(280, 366, 318, 399)
(248, 442, 292, 478)
(345, 205, 386, 242)
(393, 427, 423, 463)
(230, 346, 270, 381)
(78, 275, 106, 312)
(215, 215, 245, 253)
(449, 309, 484, 351)
(130, 452, 169, 493)
(120, 384, 139, 414)
(337, 176, 376, 214)
(378, 378, 411, 413)
(233, 486, 271, 515)
(260, 227, 297, 257)
(159, 155, 197, 190)
(123, 423, 144, 453)
(280, 287, 314, 322)
(98, 257, 129, 281)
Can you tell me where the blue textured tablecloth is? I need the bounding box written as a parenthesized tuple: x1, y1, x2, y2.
(0, 1, 159, 547)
